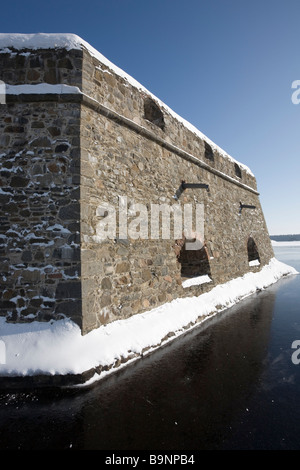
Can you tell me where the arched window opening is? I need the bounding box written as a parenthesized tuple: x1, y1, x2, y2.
(143, 97, 165, 130)
(174, 237, 212, 287)
(247, 237, 260, 266)
(204, 141, 214, 162)
(234, 163, 242, 178)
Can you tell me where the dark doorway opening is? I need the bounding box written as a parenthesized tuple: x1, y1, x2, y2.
(175, 238, 211, 279)
(247, 237, 260, 264)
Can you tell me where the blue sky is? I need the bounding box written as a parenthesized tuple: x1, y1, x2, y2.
(1, 0, 299, 235)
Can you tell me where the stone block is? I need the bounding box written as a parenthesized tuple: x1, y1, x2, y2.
(10, 176, 29, 187)
(59, 203, 80, 221)
(115, 261, 130, 273)
(101, 277, 112, 290)
(21, 269, 41, 283)
(56, 281, 82, 299)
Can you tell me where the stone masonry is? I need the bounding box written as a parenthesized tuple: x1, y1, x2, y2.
(0, 34, 274, 335)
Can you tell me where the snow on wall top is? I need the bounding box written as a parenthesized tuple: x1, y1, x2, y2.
(0, 33, 253, 176)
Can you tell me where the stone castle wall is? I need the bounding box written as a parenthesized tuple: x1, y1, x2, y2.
(0, 36, 274, 334)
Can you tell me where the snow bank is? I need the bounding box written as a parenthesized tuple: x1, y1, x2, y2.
(0, 32, 253, 176)
(0, 257, 297, 386)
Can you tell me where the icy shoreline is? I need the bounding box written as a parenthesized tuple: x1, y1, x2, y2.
(0, 257, 297, 387)
(271, 240, 300, 247)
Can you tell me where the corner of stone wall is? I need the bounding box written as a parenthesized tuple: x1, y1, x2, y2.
(0, 46, 85, 328)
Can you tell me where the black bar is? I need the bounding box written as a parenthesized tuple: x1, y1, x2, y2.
(239, 202, 256, 214)
(181, 181, 209, 190)
(240, 203, 256, 210)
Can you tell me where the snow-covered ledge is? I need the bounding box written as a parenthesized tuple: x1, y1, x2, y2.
(5, 84, 82, 95)
(249, 259, 260, 267)
(182, 275, 212, 288)
(0, 257, 298, 388)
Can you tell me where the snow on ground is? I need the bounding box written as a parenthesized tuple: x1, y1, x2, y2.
(0, 32, 253, 176)
(0, 257, 297, 386)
